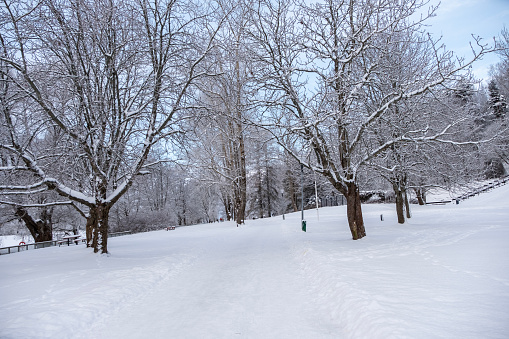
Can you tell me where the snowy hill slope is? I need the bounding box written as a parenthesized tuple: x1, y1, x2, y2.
(0, 185, 508, 338)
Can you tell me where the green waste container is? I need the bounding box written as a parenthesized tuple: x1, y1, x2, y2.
(302, 220, 306, 232)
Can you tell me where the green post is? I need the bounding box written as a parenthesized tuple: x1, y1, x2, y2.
(302, 220, 306, 232)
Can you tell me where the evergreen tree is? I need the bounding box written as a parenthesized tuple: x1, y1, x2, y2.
(488, 80, 507, 118)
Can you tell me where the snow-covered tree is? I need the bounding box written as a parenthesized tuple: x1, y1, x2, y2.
(491, 27, 509, 98)
(484, 27, 509, 168)
(191, 0, 265, 225)
(488, 80, 507, 119)
(246, 135, 284, 219)
(250, 0, 494, 239)
(0, 0, 224, 253)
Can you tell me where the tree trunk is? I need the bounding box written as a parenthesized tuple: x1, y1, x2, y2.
(286, 170, 299, 212)
(220, 191, 233, 221)
(404, 189, 411, 219)
(14, 207, 53, 242)
(86, 204, 111, 254)
(236, 144, 247, 225)
(393, 183, 405, 224)
(345, 183, 366, 240)
(257, 169, 264, 218)
(414, 188, 425, 205)
(85, 208, 96, 247)
(291, 192, 298, 212)
(233, 149, 247, 225)
(265, 161, 272, 218)
(234, 192, 246, 225)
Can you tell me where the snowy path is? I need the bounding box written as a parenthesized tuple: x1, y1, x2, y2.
(80, 222, 339, 338)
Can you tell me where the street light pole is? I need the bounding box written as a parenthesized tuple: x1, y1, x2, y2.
(281, 190, 285, 220)
(301, 163, 306, 232)
(301, 164, 304, 221)
(314, 170, 319, 221)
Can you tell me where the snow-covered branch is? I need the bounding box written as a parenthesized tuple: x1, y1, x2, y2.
(0, 200, 74, 208)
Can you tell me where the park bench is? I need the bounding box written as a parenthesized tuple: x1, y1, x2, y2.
(59, 235, 83, 246)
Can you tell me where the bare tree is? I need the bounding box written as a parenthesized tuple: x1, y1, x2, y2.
(250, 0, 494, 239)
(192, 0, 261, 225)
(0, 0, 224, 253)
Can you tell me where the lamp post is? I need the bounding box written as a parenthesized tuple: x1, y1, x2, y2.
(314, 171, 319, 221)
(281, 189, 285, 220)
(301, 163, 306, 232)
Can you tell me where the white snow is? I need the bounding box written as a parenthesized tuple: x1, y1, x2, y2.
(0, 234, 32, 247)
(1, 185, 508, 338)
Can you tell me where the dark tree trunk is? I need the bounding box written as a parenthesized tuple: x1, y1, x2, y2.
(14, 207, 53, 242)
(345, 183, 366, 240)
(234, 195, 246, 225)
(393, 183, 405, 224)
(414, 188, 425, 205)
(220, 192, 233, 221)
(257, 170, 264, 218)
(265, 160, 272, 218)
(236, 162, 247, 225)
(86, 204, 111, 254)
(86, 207, 96, 247)
(286, 170, 299, 212)
(231, 135, 247, 225)
(234, 153, 247, 225)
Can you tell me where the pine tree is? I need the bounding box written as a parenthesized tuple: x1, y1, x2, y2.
(488, 80, 507, 118)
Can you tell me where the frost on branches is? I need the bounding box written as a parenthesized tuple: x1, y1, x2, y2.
(0, 0, 224, 253)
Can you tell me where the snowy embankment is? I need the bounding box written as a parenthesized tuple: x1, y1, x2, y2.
(1, 185, 508, 338)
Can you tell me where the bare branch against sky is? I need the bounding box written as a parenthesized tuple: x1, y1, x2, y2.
(424, 0, 509, 82)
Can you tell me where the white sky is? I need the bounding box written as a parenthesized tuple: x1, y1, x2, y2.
(424, 0, 509, 82)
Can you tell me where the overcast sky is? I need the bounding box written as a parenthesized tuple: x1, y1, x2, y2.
(424, 0, 509, 83)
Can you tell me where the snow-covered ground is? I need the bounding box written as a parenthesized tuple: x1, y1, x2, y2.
(0, 232, 86, 248)
(1, 185, 508, 339)
(0, 234, 32, 248)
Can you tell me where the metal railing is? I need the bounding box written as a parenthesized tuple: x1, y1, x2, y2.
(453, 176, 509, 202)
(0, 230, 132, 256)
(108, 231, 132, 238)
(426, 175, 509, 205)
(0, 240, 61, 255)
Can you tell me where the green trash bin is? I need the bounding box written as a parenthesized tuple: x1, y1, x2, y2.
(302, 220, 306, 232)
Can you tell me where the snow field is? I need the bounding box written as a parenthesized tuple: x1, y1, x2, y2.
(295, 188, 509, 338)
(0, 184, 508, 338)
